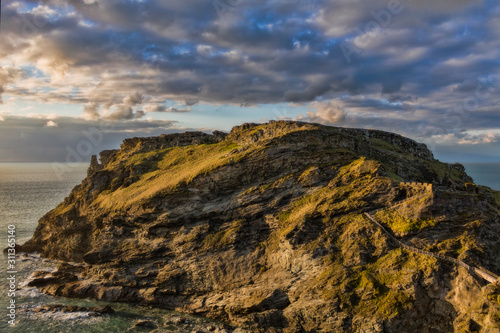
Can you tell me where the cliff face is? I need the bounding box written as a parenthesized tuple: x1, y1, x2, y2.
(22, 121, 500, 332)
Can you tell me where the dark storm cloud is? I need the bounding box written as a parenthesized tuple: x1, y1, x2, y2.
(3, 0, 493, 105)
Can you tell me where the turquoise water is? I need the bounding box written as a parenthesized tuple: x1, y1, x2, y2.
(0, 163, 220, 332)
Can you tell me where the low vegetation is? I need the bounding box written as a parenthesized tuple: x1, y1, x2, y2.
(202, 220, 244, 250)
(22, 121, 500, 332)
(95, 141, 243, 210)
(374, 210, 437, 234)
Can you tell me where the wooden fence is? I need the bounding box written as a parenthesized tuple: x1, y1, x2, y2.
(364, 212, 498, 284)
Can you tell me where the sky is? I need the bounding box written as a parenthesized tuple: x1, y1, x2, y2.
(0, 0, 499, 163)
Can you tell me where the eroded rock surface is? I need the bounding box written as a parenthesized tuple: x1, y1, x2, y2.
(21, 121, 500, 332)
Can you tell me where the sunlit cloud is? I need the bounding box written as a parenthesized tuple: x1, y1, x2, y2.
(0, 0, 498, 162)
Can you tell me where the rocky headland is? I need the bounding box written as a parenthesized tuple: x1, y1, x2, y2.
(21, 121, 500, 332)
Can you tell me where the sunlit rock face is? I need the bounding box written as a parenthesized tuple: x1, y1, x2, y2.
(22, 121, 500, 332)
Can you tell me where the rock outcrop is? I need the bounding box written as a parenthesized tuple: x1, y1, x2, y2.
(21, 121, 500, 332)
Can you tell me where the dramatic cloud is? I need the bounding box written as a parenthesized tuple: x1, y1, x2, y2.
(299, 100, 347, 125)
(103, 92, 144, 120)
(0, 0, 499, 162)
(0, 66, 25, 103)
(142, 104, 191, 113)
(2, 0, 495, 105)
(82, 101, 100, 120)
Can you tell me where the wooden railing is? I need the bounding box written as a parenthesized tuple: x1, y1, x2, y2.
(364, 212, 499, 284)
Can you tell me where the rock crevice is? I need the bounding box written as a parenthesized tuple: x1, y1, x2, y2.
(21, 121, 500, 332)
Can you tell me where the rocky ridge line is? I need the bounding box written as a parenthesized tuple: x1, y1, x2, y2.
(19, 121, 500, 333)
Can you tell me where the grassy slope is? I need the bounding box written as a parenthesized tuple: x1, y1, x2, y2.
(38, 122, 500, 329)
(94, 141, 242, 210)
(252, 158, 442, 323)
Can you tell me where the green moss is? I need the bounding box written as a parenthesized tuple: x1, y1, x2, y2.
(431, 234, 483, 259)
(241, 175, 294, 196)
(241, 185, 259, 196)
(316, 258, 351, 301)
(353, 248, 436, 319)
(448, 165, 470, 183)
(269, 158, 393, 252)
(493, 192, 500, 207)
(371, 138, 404, 154)
(321, 147, 357, 156)
(202, 230, 228, 249)
(52, 202, 75, 215)
(259, 183, 273, 192)
(298, 166, 319, 178)
(486, 290, 500, 305)
(381, 163, 404, 182)
(355, 271, 413, 319)
(375, 290, 413, 318)
(95, 141, 244, 210)
(427, 160, 449, 180)
(374, 210, 437, 234)
(246, 124, 267, 136)
(202, 220, 244, 250)
(316, 247, 436, 319)
(125, 150, 166, 168)
(478, 185, 500, 207)
(489, 308, 500, 327)
(336, 157, 376, 179)
(368, 248, 437, 283)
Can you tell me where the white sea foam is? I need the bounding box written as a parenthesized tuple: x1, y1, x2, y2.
(25, 310, 105, 323)
(17, 287, 45, 298)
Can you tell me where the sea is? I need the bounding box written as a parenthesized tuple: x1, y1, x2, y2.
(462, 163, 500, 191)
(0, 163, 220, 332)
(0, 162, 499, 332)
